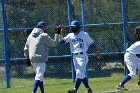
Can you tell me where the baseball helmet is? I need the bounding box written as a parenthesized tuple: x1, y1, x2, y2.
(70, 20, 80, 28)
(37, 21, 47, 27)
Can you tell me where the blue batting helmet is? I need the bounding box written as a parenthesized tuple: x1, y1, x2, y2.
(70, 20, 80, 28)
(37, 21, 47, 27)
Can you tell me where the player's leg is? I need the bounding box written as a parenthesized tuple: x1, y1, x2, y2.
(32, 80, 41, 93)
(118, 53, 136, 90)
(32, 63, 46, 93)
(75, 55, 87, 92)
(81, 54, 92, 93)
(120, 65, 132, 85)
(68, 57, 79, 93)
(73, 54, 92, 93)
(32, 63, 40, 93)
(74, 78, 82, 91)
(38, 63, 46, 93)
(39, 81, 45, 93)
(68, 78, 81, 93)
(117, 65, 132, 90)
(82, 77, 92, 93)
(118, 63, 136, 90)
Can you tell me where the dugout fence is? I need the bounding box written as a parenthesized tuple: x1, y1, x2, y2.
(0, 0, 140, 88)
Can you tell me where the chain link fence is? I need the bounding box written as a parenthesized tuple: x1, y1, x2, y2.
(0, 0, 140, 88)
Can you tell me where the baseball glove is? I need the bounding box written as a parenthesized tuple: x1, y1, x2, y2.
(26, 58, 31, 66)
(55, 26, 61, 34)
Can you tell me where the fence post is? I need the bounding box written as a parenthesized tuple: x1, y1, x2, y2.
(67, 0, 75, 82)
(81, 0, 85, 31)
(121, 0, 127, 52)
(1, 0, 10, 88)
(67, 0, 72, 26)
(121, 0, 127, 76)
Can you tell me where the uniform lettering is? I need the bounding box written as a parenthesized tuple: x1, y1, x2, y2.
(72, 38, 83, 42)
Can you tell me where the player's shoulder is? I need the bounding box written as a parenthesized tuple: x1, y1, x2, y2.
(134, 41, 140, 45)
(80, 31, 89, 37)
(137, 41, 140, 43)
(130, 41, 140, 47)
(80, 31, 88, 34)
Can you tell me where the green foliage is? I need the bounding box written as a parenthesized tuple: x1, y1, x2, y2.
(2, 0, 140, 58)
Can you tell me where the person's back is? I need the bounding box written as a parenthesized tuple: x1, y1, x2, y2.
(27, 28, 49, 63)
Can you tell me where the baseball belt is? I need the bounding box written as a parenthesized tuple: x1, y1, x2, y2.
(73, 52, 83, 55)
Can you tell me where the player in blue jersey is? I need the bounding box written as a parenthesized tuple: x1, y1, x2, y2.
(59, 20, 100, 93)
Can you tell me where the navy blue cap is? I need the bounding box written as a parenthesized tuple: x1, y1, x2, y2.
(70, 20, 80, 28)
(37, 21, 47, 27)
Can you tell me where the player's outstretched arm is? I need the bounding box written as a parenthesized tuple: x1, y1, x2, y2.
(43, 33, 60, 47)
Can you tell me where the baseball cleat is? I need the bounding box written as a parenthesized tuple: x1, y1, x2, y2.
(86, 88, 93, 93)
(117, 84, 127, 90)
(68, 89, 77, 93)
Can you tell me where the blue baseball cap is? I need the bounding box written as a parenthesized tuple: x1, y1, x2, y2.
(37, 21, 47, 27)
(70, 20, 80, 28)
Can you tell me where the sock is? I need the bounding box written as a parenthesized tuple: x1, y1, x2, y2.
(39, 81, 45, 93)
(32, 80, 40, 93)
(82, 77, 90, 88)
(125, 67, 130, 75)
(74, 78, 82, 91)
(120, 75, 131, 86)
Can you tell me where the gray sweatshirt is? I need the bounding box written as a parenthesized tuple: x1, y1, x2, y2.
(24, 28, 59, 63)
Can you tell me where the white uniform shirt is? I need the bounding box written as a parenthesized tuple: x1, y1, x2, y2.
(126, 41, 140, 54)
(63, 31, 94, 53)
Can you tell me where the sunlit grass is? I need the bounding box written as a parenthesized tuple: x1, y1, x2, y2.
(0, 73, 140, 93)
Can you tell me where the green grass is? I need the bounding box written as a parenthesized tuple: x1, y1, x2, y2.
(0, 73, 140, 93)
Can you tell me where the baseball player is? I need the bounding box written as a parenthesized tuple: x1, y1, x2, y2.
(24, 21, 60, 93)
(59, 20, 100, 93)
(117, 25, 140, 90)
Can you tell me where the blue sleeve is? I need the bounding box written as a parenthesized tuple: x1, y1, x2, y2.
(90, 42, 97, 49)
